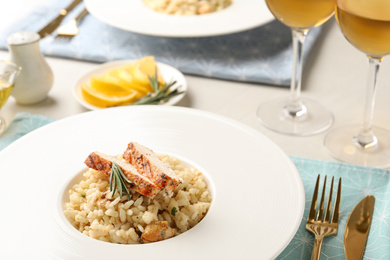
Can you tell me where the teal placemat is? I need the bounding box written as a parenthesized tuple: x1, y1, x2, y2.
(0, 112, 55, 151)
(0, 0, 323, 87)
(1, 113, 388, 259)
(278, 157, 390, 259)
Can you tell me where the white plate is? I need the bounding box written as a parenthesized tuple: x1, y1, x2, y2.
(73, 60, 187, 110)
(84, 0, 274, 37)
(0, 106, 304, 259)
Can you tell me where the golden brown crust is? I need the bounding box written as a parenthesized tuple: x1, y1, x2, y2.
(141, 221, 175, 243)
(123, 142, 182, 191)
(84, 152, 112, 174)
(84, 152, 162, 198)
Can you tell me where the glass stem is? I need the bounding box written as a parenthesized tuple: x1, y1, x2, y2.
(353, 57, 382, 149)
(284, 29, 309, 118)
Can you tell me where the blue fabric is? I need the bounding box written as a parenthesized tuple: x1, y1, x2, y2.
(0, 112, 55, 150)
(278, 157, 390, 260)
(1, 113, 389, 259)
(0, 0, 323, 86)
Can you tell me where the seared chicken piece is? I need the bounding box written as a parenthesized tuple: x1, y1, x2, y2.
(123, 142, 183, 192)
(141, 221, 175, 243)
(84, 152, 162, 198)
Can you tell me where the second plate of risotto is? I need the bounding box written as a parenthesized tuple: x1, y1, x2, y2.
(0, 106, 304, 259)
(84, 0, 274, 37)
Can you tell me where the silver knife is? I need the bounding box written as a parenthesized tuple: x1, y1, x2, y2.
(344, 195, 375, 260)
(37, 0, 83, 38)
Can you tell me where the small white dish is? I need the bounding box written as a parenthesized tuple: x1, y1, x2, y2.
(84, 0, 274, 37)
(73, 59, 187, 110)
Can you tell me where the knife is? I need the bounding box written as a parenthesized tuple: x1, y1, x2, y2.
(37, 0, 82, 39)
(344, 195, 375, 260)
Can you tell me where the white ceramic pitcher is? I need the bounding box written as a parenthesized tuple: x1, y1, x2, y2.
(7, 31, 53, 104)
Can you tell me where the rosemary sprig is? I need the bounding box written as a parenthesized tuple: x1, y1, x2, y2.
(109, 162, 132, 200)
(131, 70, 184, 105)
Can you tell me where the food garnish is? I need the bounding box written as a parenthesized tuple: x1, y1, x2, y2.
(109, 162, 132, 200)
(81, 82, 137, 108)
(132, 74, 183, 105)
(130, 56, 165, 86)
(171, 207, 178, 216)
(85, 151, 162, 198)
(81, 56, 183, 108)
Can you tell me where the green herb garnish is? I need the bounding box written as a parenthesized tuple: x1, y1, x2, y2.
(110, 162, 132, 200)
(171, 207, 178, 216)
(80, 194, 86, 198)
(132, 70, 184, 105)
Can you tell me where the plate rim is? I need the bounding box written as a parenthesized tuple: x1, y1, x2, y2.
(0, 106, 304, 259)
(84, 0, 275, 37)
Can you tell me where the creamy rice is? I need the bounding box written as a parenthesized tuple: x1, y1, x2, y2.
(64, 154, 212, 244)
(143, 0, 232, 15)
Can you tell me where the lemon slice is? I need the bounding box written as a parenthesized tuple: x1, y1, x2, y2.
(118, 70, 153, 95)
(80, 56, 167, 108)
(128, 56, 165, 86)
(81, 83, 137, 108)
(90, 75, 130, 95)
(103, 68, 153, 96)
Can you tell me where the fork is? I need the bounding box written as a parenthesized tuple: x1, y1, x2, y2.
(306, 175, 342, 260)
(56, 8, 88, 39)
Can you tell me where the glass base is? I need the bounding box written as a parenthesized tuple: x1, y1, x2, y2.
(0, 117, 6, 135)
(324, 124, 390, 168)
(256, 97, 333, 136)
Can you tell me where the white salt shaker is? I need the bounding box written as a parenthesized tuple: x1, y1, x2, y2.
(7, 32, 53, 104)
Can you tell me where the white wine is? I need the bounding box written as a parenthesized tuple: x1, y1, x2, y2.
(336, 0, 390, 58)
(265, 0, 335, 29)
(0, 79, 13, 109)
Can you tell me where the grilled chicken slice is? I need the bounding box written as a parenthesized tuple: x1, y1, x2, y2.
(84, 151, 162, 198)
(123, 142, 183, 192)
(141, 221, 175, 243)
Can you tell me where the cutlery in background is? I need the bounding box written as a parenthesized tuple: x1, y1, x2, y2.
(56, 8, 88, 39)
(344, 195, 375, 260)
(37, 0, 82, 39)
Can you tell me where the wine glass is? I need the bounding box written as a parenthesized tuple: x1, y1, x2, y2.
(0, 60, 21, 135)
(257, 0, 335, 136)
(324, 0, 390, 167)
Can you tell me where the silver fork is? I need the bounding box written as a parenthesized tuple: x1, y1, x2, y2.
(306, 175, 342, 260)
(56, 8, 88, 39)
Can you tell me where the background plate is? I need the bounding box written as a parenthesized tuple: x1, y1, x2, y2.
(73, 60, 187, 110)
(84, 0, 275, 37)
(0, 106, 304, 259)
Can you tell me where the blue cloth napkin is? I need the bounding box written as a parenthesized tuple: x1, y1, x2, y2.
(0, 0, 323, 86)
(1, 113, 389, 259)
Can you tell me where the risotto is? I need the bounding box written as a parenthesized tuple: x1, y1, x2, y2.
(143, 0, 232, 15)
(63, 154, 212, 244)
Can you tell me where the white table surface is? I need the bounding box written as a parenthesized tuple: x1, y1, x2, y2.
(1, 0, 390, 167)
